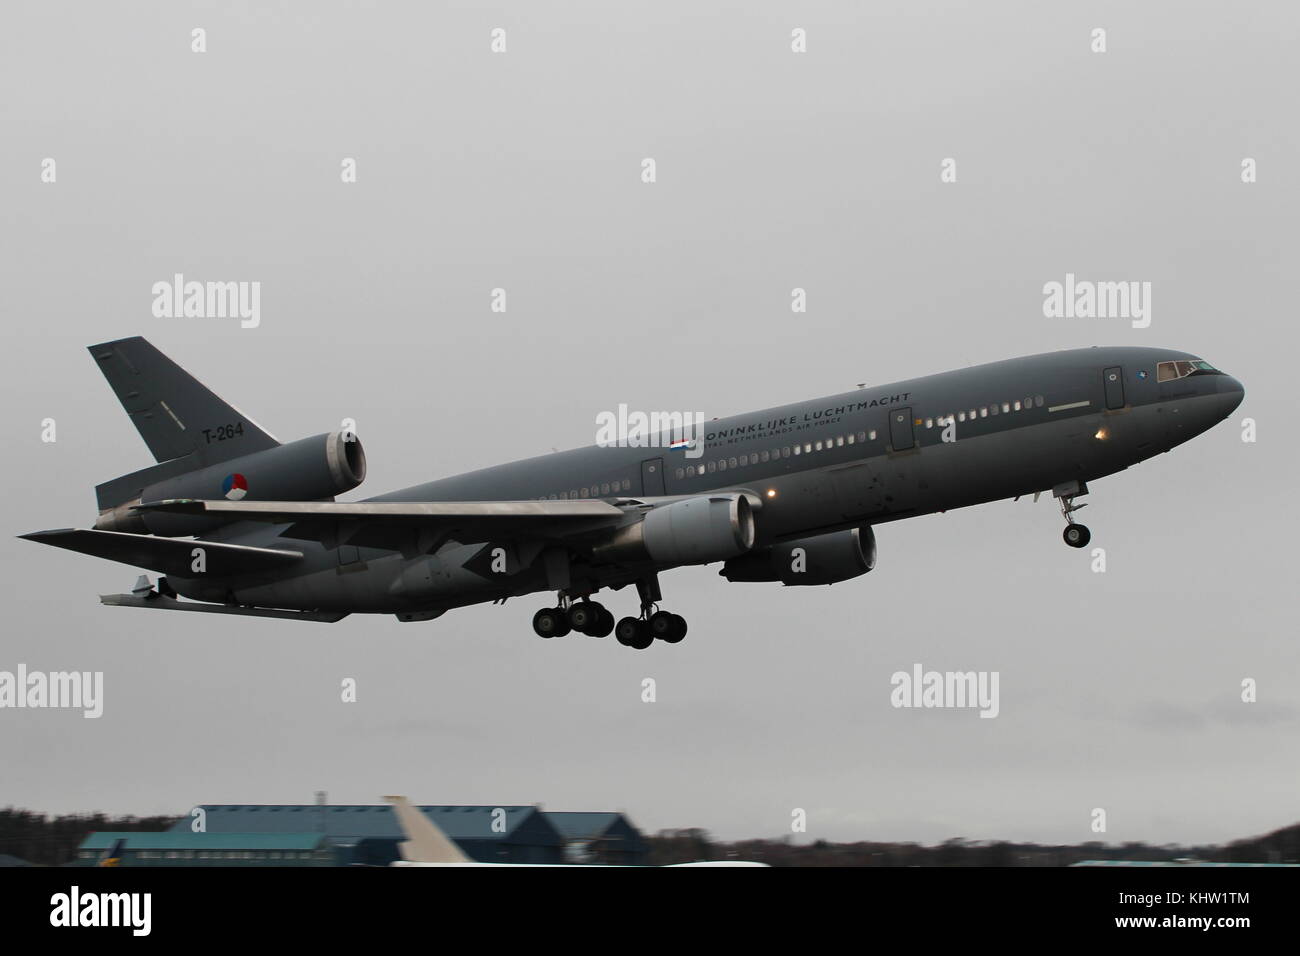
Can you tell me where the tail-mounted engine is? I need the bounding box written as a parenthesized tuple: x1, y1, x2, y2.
(95, 431, 366, 536)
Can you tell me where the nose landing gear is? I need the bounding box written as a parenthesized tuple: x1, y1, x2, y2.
(1055, 480, 1092, 549)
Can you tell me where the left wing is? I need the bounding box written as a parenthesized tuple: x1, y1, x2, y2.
(134, 498, 629, 556)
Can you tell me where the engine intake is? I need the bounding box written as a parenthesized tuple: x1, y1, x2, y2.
(593, 494, 755, 566)
(721, 526, 876, 586)
(96, 431, 366, 536)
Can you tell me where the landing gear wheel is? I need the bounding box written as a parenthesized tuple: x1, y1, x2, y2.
(647, 610, 677, 641)
(588, 607, 615, 638)
(649, 612, 687, 644)
(532, 607, 571, 638)
(615, 616, 653, 649)
(1063, 524, 1091, 549)
(568, 601, 605, 635)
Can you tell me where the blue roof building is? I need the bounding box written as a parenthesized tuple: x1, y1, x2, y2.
(543, 812, 649, 865)
(166, 804, 565, 865)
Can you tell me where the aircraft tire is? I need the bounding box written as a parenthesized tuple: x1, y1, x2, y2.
(533, 608, 568, 638)
(1063, 524, 1091, 549)
(588, 607, 615, 638)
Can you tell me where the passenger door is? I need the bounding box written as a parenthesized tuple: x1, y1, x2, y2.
(1103, 366, 1125, 410)
(888, 407, 915, 452)
(640, 457, 666, 496)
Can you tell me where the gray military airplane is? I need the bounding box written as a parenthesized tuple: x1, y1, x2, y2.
(22, 338, 1243, 648)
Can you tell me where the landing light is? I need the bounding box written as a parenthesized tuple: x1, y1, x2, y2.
(1094, 427, 1109, 440)
(766, 489, 777, 499)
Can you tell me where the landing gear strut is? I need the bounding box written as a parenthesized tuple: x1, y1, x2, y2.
(1055, 480, 1092, 549)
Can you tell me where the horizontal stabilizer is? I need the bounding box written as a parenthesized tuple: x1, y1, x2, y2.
(19, 528, 303, 576)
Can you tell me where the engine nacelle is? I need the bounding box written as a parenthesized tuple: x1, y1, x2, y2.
(593, 494, 756, 566)
(96, 431, 367, 536)
(720, 526, 876, 586)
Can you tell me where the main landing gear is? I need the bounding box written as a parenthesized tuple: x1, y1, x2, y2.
(532, 599, 614, 639)
(531, 575, 688, 650)
(1055, 480, 1092, 549)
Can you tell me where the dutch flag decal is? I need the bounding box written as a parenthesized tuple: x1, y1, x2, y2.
(222, 473, 249, 500)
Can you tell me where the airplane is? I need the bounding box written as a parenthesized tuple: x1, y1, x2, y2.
(383, 795, 764, 867)
(21, 338, 1243, 648)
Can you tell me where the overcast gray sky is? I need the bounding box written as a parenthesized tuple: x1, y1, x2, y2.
(1, 1, 1297, 847)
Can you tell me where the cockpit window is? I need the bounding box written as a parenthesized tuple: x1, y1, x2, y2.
(1156, 359, 1218, 382)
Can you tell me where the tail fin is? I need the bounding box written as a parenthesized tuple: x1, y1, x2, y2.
(89, 337, 279, 509)
(384, 796, 469, 864)
(89, 337, 278, 465)
(97, 837, 127, 867)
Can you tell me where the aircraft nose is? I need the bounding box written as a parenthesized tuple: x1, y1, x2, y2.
(1214, 374, 1245, 417)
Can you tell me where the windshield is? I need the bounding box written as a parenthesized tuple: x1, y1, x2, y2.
(1156, 359, 1218, 382)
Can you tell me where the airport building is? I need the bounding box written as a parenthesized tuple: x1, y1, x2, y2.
(166, 804, 567, 865)
(75, 803, 649, 866)
(76, 831, 336, 867)
(548, 812, 650, 865)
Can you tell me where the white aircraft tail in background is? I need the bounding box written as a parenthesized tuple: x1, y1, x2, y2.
(384, 795, 471, 865)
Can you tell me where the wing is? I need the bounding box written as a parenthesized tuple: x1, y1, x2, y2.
(19, 528, 304, 576)
(133, 498, 629, 556)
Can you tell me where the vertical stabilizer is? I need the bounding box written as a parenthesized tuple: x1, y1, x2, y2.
(384, 796, 470, 864)
(88, 336, 279, 465)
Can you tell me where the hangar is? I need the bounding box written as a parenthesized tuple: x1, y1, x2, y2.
(548, 812, 649, 865)
(77, 831, 335, 866)
(166, 804, 566, 865)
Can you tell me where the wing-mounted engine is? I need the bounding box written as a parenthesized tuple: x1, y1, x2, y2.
(720, 526, 876, 586)
(591, 494, 756, 566)
(96, 431, 366, 536)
